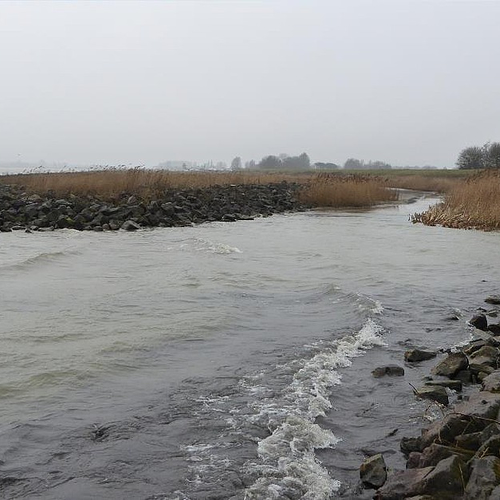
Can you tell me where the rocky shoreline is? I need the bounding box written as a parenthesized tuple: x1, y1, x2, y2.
(361, 295, 500, 499)
(0, 181, 305, 232)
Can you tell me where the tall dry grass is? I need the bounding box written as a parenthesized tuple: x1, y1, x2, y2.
(298, 173, 398, 207)
(412, 170, 500, 230)
(0, 169, 312, 200)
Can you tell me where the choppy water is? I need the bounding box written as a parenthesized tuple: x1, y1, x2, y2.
(1, 194, 499, 499)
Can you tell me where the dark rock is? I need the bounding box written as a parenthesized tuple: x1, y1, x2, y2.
(485, 296, 500, 305)
(401, 436, 424, 456)
(425, 379, 463, 392)
(468, 346, 500, 370)
(372, 365, 405, 378)
(405, 349, 438, 363)
(121, 220, 141, 231)
(415, 386, 449, 406)
(374, 467, 434, 499)
(417, 455, 468, 499)
(418, 443, 474, 467)
(470, 314, 488, 331)
(488, 324, 500, 336)
(463, 339, 488, 356)
(360, 453, 387, 489)
(432, 352, 468, 378)
(475, 435, 500, 458)
(407, 452, 422, 469)
(454, 369, 473, 384)
(465, 456, 500, 500)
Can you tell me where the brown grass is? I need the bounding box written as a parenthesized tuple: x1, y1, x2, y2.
(0, 168, 311, 200)
(298, 173, 398, 207)
(412, 170, 500, 230)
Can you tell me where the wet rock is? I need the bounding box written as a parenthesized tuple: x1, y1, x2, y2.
(407, 452, 422, 469)
(418, 455, 468, 499)
(405, 349, 437, 363)
(360, 453, 387, 489)
(454, 369, 473, 384)
(488, 324, 500, 336)
(465, 456, 500, 500)
(415, 385, 449, 406)
(469, 346, 500, 369)
(372, 365, 405, 378)
(470, 314, 488, 331)
(475, 435, 500, 458)
(417, 443, 474, 467)
(374, 466, 434, 499)
(121, 220, 141, 231)
(425, 379, 463, 392)
(432, 352, 468, 378)
(463, 339, 488, 355)
(401, 436, 424, 456)
(485, 296, 500, 305)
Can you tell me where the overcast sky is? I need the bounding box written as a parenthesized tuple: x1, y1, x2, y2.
(1, 0, 499, 168)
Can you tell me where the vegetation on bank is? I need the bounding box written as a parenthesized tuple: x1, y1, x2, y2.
(412, 170, 500, 231)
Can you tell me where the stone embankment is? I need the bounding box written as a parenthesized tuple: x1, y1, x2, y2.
(0, 182, 304, 232)
(361, 295, 500, 499)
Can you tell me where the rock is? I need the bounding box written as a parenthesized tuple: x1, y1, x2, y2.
(360, 453, 387, 489)
(401, 436, 424, 456)
(418, 443, 474, 467)
(475, 435, 500, 458)
(470, 314, 489, 331)
(463, 339, 488, 355)
(407, 452, 422, 469)
(485, 296, 500, 305)
(418, 455, 468, 499)
(465, 456, 500, 500)
(432, 352, 468, 378)
(425, 379, 463, 392)
(488, 324, 500, 336)
(468, 346, 500, 369)
(372, 365, 405, 378)
(454, 369, 473, 384)
(374, 467, 434, 499)
(415, 386, 449, 406)
(405, 349, 438, 362)
(121, 220, 141, 231)
(482, 372, 500, 392)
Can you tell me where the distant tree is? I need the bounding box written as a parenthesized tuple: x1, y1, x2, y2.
(456, 146, 485, 169)
(245, 159, 256, 169)
(344, 158, 364, 169)
(298, 152, 310, 169)
(258, 155, 282, 169)
(367, 160, 392, 170)
(314, 162, 339, 169)
(230, 156, 242, 170)
(484, 142, 500, 169)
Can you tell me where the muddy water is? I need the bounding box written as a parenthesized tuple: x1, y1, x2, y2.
(1, 194, 499, 499)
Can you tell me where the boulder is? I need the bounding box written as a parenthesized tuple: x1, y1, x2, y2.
(488, 324, 500, 336)
(418, 443, 474, 467)
(401, 436, 424, 456)
(418, 455, 468, 499)
(482, 372, 500, 393)
(121, 220, 141, 231)
(485, 296, 500, 305)
(468, 346, 499, 370)
(432, 352, 468, 378)
(415, 386, 449, 406)
(360, 453, 387, 489)
(372, 365, 405, 378)
(374, 467, 434, 499)
(470, 314, 488, 331)
(405, 349, 438, 363)
(425, 379, 463, 392)
(465, 456, 500, 500)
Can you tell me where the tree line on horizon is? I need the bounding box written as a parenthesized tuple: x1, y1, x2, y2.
(457, 142, 500, 169)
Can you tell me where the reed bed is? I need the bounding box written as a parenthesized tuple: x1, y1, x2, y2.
(298, 173, 398, 207)
(0, 169, 312, 200)
(412, 170, 500, 230)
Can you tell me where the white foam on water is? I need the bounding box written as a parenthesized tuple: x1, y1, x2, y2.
(181, 237, 242, 254)
(243, 318, 386, 499)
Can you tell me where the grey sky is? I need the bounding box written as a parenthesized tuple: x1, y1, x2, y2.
(1, 0, 499, 168)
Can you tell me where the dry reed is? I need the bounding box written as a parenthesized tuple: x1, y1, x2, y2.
(412, 170, 500, 230)
(298, 173, 398, 207)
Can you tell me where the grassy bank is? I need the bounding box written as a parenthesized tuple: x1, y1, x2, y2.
(412, 170, 500, 230)
(0, 168, 465, 208)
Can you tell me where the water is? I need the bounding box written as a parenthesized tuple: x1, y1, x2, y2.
(1, 195, 499, 499)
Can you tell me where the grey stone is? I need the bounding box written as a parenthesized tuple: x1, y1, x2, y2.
(432, 352, 468, 378)
(360, 453, 387, 489)
(405, 349, 438, 362)
(121, 220, 141, 231)
(465, 456, 500, 500)
(416, 386, 449, 406)
(470, 314, 489, 331)
(372, 365, 405, 378)
(425, 379, 463, 392)
(485, 296, 500, 305)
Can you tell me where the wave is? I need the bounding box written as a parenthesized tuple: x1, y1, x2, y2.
(242, 318, 386, 499)
(180, 237, 242, 255)
(0, 250, 80, 272)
